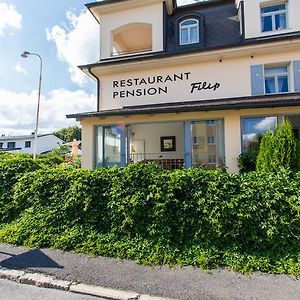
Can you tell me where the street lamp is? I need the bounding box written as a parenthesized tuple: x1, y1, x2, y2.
(21, 51, 42, 160)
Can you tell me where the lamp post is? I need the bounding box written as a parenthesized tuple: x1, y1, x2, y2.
(21, 51, 42, 160)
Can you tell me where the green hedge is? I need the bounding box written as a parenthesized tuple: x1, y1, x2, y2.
(0, 163, 299, 275)
(0, 154, 41, 223)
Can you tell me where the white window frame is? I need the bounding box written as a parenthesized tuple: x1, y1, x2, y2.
(264, 65, 290, 94)
(179, 18, 199, 46)
(261, 3, 288, 32)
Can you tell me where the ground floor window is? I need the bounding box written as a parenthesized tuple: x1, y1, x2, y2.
(191, 119, 225, 168)
(95, 120, 225, 169)
(241, 116, 277, 152)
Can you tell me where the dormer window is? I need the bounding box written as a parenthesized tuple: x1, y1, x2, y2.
(179, 19, 199, 45)
(261, 3, 287, 32)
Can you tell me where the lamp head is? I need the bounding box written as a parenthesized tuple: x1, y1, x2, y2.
(21, 51, 31, 58)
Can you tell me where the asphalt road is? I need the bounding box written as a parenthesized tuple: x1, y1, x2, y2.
(0, 279, 105, 300)
(1, 244, 300, 300)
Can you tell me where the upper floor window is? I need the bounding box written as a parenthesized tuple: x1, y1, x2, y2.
(264, 65, 289, 94)
(261, 3, 287, 32)
(179, 19, 199, 45)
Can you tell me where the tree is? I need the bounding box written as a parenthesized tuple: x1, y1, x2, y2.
(256, 120, 300, 172)
(54, 126, 82, 142)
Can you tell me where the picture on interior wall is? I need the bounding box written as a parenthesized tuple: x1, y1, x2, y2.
(160, 136, 176, 152)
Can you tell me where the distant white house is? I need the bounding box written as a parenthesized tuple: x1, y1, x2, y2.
(0, 134, 64, 155)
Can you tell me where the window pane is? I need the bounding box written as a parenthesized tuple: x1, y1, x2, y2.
(192, 120, 224, 168)
(278, 76, 288, 92)
(242, 117, 277, 152)
(275, 13, 287, 30)
(261, 4, 285, 14)
(265, 77, 275, 94)
(265, 66, 288, 75)
(262, 16, 273, 32)
(180, 28, 189, 44)
(190, 27, 199, 43)
(181, 19, 198, 26)
(103, 126, 121, 165)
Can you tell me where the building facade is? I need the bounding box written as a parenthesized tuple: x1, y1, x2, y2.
(0, 134, 64, 154)
(68, 0, 300, 173)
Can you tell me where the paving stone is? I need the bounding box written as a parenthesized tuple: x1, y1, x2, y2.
(48, 278, 72, 291)
(70, 283, 139, 300)
(19, 273, 52, 287)
(0, 268, 25, 281)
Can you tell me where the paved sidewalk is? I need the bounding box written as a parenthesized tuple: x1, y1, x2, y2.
(0, 243, 299, 300)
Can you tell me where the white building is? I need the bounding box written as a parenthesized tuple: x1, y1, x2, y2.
(68, 0, 300, 172)
(0, 134, 64, 155)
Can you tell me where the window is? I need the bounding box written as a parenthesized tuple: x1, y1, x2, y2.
(179, 19, 199, 45)
(191, 119, 224, 168)
(25, 141, 31, 148)
(7, 142, 15, 149)
(264, 65, 289, 94)
(0, 142, 3, 149)
(241, 116, 277, 152)
(207, 136, 216, 144)
(261, 3, 287, 32)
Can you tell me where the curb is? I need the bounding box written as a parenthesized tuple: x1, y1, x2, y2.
(0, 267, 174, 300)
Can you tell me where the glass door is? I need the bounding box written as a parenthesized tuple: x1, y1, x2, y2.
(103, 126, 125, 167)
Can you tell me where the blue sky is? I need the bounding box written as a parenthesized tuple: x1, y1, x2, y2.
(0, 0, 195, 135)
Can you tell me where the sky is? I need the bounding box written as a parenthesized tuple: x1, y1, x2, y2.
(0, 0, 197, 136)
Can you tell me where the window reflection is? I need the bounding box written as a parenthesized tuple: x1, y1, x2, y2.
(242, 117, 277, 152)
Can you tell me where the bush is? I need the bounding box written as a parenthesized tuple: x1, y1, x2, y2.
(237, 151, 258, 173)
(0, 163, 299, 275)
(0, 155, 41, 223)
(257, 120, 300, 172)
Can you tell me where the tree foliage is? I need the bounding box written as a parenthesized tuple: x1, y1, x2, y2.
(54, 126, 82, 142)
(256, 120, 300, 172)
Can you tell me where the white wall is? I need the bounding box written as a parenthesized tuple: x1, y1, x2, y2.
(98, 49, 300, 110)
(99, 2, 164, 59)
(130, 122, 184, 158)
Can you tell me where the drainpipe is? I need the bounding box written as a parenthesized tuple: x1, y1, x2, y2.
(88, 67, 100, 112)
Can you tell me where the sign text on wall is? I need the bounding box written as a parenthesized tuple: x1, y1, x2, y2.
(112, 72, 220, 99)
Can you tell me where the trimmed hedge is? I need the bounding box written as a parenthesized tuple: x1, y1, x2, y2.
(0, 162, 299, 275)
(0, 154, 41, 223)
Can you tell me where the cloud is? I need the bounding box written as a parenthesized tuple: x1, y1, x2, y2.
(255, 117, 277, 131)
(15, 63, 28, 75)
(0, 3, 22, 35)
(0, 88, 96, 136)
(46, 10, 99, 86)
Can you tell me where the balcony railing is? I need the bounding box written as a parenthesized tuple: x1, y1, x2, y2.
(129, 152, 184, 170)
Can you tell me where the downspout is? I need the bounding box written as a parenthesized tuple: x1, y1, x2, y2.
(240, 0, 245, 41)
(88, 67, 100, 112)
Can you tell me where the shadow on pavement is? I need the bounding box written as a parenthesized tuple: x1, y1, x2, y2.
(0, 249, 63, 269)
